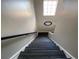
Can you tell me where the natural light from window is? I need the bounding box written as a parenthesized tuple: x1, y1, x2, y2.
(43, 0, 58, 16)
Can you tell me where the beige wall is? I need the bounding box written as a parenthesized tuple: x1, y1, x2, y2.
(1, 0, 36, 37)
(34, 0, 78, 58)
(34, 0, 56, 32)
(51, 0, 78, 58)
(1, 0, 37, 59)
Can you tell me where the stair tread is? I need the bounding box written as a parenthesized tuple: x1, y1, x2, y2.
(24, 49, 63, 53)
(27, 42, 60, 46)
(25, 47, 60, 50)
(20, 51, 66, 57)
(18, 33, 69, 59)
(18, 54, 70, 59)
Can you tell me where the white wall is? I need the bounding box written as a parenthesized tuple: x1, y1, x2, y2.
(1, 0, 37, 59)
(49, 0, 78, 58)
(34, 0, 56, 32)
(2, 34, 37, 59)
(1, 0, 36, 37)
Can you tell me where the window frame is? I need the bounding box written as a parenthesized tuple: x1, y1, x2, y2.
(43, 0, 58, 16)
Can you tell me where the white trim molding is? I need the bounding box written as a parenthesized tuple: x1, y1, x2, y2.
(10, 35, 37, 59)
(48, 32, 76, 59)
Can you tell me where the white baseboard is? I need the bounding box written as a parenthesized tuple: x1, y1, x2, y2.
(49, 36, 76, 59)
(48, 32, 76, 59)
(10, 36, 36, 59)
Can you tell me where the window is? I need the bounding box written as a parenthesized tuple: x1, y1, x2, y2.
(43, 0, 58, 16)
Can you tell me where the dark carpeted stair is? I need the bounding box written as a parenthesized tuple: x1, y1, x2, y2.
(18, 32, 71, 59)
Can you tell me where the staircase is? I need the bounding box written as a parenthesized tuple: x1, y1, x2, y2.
(18, 32, 71, 59)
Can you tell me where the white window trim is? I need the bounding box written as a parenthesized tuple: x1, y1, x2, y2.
(43, 0, 58, 16)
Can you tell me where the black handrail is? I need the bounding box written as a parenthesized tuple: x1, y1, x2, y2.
(1, 32, 37, 40)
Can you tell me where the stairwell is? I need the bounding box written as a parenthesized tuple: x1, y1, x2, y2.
(18, 33, 71, 59)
